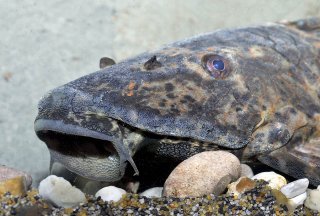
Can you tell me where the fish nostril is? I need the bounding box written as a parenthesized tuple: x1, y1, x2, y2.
(143, 55, 162, 70)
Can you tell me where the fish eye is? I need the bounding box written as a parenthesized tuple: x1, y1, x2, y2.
(211, 59, 225, 71)
(201, 54, 230, 79)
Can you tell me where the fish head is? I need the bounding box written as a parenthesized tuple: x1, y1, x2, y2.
(35, 25, 299, 182)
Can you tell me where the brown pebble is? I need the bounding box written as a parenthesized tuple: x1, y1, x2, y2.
(163, 151, 241, 197)
(0, 165, 32, 189)
(0, 176, 27, 196)
(227, 177, 256, 198)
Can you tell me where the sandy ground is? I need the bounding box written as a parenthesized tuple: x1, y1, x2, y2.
(0, 0, 319, 186)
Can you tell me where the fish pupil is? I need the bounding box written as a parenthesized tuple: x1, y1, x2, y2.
(212, 59, 225, 71)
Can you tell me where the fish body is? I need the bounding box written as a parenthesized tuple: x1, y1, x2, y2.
(35, 18, 320, 185)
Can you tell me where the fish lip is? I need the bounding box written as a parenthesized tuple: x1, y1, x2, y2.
(34, 119, 120, 143)
(34, 118, 139, 181)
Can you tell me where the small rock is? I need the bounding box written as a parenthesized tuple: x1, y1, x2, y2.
(252, 171, 286, 190)
(287, 192, 307, 210)
(304, 185, 320, 211)
(240, 164, 254, 178)
(126, 181, 140, 194)
(280, 178, 309, 199)
(140, 187, 163, 198)
(0, 165, 32, 189)
(39, 175, 86, 208)
(95, 186, 126, 202)
(163, 151, 241, 197)
(227, 177, 256, 198)
(0, 176, 27, 196)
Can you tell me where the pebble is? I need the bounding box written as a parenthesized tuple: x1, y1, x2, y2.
(287, 192, 307, 210)
(95, 186, 126, 202)
(252, 171, 287, 190)
(0, 165, 32, 189)
(140, 187, 163, 198)
(240, 164, 254, 178)
(0, 176, 27, 196)
(39, 175, 86, 208)
(163, 151, 241, 197)
(280, 178, 309, 199)
(304, 185, 320, 211)
(227, 177, 256, 198)
(0, 180, 319, 215)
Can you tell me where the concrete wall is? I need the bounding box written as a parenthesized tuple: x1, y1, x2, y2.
(0, 0, 319, 185)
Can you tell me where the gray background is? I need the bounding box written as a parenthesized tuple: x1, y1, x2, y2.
(0, 0, 319, 186)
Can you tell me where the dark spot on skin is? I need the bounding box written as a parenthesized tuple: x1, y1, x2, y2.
(167, 93, 176, 99)
(142, 86, 152, 91)
(289, 107, 297, 115)
(170, 108, 180, 114)
(274, 112, 286, 123)
(279, 129, 290, 144)
(180, 99, 187, 104)
(144, 56, 162, 70)
(275, 112, 282, 119)
(236, 107, 242, 112)
(268, 127, 290, 145)
(159, 102, 166, 107)
(255, 133, 265, 138)
(232, 91, 251, 104)
(183, 95, 196, 102)
(165, 83, 175, 92)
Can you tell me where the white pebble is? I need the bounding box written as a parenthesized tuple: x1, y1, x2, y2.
(287, 192, 307, 210)
(304, 185, 320, 211)
(251, 171, 286, 190)
(240, 164, 254, 178)
(280, 178, 309, 199)
(39, 175, 86, 208)
(95, 186, 126, 202)
(140, 187, 163, 198)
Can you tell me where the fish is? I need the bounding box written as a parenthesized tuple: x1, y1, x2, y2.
(34, 17, 320, 186)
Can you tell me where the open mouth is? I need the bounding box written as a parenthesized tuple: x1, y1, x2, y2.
(34, 119, 139, 182)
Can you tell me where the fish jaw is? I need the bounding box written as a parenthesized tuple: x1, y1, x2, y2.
(34, 87, 140, 182)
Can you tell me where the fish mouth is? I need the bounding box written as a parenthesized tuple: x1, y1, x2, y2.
(34, 119, 139, 182)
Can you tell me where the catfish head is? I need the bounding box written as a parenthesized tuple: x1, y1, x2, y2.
(35, 20, 320, 184)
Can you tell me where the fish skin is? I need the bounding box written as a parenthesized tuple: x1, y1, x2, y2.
(35, 18, 320, 185)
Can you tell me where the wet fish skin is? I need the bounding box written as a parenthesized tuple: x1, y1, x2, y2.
(34, 18, 320, 185)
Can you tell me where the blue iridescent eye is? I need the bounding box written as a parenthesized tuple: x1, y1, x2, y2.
(212, 60, 225, 71)
(202, 54, 230, 79)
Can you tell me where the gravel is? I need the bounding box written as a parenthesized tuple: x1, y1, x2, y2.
(1, 180, 319, 216)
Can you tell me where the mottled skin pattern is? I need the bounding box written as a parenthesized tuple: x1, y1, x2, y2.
(35, 18, 320, 186)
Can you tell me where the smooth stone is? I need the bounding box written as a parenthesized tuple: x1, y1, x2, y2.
(304, 185, 320, 211)
(272, 189, 307, 212)
(251, 171, 287, 190)
(0, 165, 32, 189)
(95, 186, 126, 202)
(163, 151, 241, 197)
(0, 176, 27, 196)
(280, 178, 309, 199)
(227, 177, 256, 198)
(240, 164, 254, 178)
(140, 187, 163, 198)
(287, 192, 307, 210)
(39, 175, 86, 208)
